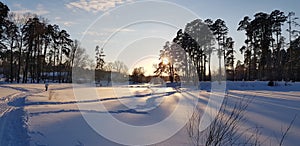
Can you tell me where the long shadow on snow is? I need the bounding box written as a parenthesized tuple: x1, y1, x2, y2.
(29, 108, 148, 117)
(0, 85, 30, 92)
(25, 91, 177, 106)
(107, 90, 178, 126)
(28, 91, 178, 117)
(135, 91, 177, 110)
(50, 85, 73, 91)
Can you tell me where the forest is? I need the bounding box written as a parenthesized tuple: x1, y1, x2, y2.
(1, 1, 300, 83)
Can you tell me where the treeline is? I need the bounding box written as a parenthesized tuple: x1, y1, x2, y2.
(156, 10, 300, 82)
(236, 11, 300, 81)
(0, 2, 94, 83)
(0, 2, 133, 84)
(1, 1, 300, 83)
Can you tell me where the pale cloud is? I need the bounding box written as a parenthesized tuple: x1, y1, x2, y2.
(93, 40, 106, 43)
(66, 0, 133, 13)
(63, 21, 76, 27)
(93, 39, 116, 45)
(36, 4, 49, 15)
(12, 3, 49, 16)
(117, 28, 135, 32)
(54, 17, 61, 21)
(102, 28, 136, 33)
(83, 28, 135, 37)
(53, 17, 76, 27)
(50, 17, 76, 27)
(84, 31, 107, 36)
(13, 3, 23, 9)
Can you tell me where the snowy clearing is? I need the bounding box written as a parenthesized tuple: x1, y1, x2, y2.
(0, 82, 299, 146)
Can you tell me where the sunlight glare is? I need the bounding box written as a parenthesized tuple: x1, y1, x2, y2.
(162, 58, 169, 65)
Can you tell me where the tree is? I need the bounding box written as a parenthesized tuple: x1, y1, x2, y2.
(69, 39, 80, 68)
(5, 21, 18, 82)
(172, 29, 191, 81)
(112, 60, 128, 74)
(286, 12, 300, 81)
(22, 17, 47, 83)
(155, 41, 186, 82)
(0, 3, 98, 83)
(0, 2, 11, 81)
(102, 61, 128, 83)
(238, 12, 285, 81)
(210, 19, 228, 81)
(270, 10, 287, 80)
(8, 12, 36, 83)
(131, 67, 145, 83)
(104, 62, 114, 72)
(0, 11, 19, 83)
(287, 12, 300, 45)
(238, 16, 252, 80)
(287, 36, 300, 81)
(48, 24, 60, 82)
(0, 2, 9, 42)
(224, 37, 235, 80)
(173, 19, 214, 81)
(72, 46, 89, 68)
(95, 45, 105, 70)
(204, 19, 215, 81)
(104, 61, 128, 74)
(155, 41, 175, 82)
(234, 60, 245, 80)
(57, 29, 72, 83)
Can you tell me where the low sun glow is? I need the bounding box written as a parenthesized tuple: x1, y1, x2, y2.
(162, 58, 169, 65)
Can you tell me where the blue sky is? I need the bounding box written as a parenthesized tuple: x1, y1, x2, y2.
(2, 0, 300, 75)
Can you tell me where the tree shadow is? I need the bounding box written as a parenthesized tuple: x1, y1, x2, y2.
(29, 108, 148, 117)
(0, 85, 30, 92)
(24, 90, 177, 107)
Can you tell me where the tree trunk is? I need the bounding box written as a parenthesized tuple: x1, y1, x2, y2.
(17, 35, 23, 83)
(208, 54, 211, 81)
(10, 38, 14, 83)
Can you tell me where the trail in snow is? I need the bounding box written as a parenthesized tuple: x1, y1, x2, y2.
(0, 85, 43, 146)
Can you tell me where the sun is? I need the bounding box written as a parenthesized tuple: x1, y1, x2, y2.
(162, 58, 169, 65)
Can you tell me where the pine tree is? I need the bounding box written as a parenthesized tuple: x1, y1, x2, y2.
(95, 45, 105, 70)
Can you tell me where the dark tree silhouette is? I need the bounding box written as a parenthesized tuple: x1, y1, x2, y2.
(286, 12, 300, 81)
(0, 3, 91, 83)
(237, 11, 293, 81)
(131, 67, 145, 83)
(209, 19, 228, 81)
(1, 2, 300, 83)
(95, 45, 105, 70)
(155, 41, 175, 82)
(0, 2, 9, 42)
(225, 37, 235, 80)
(172, 19, 214, 81)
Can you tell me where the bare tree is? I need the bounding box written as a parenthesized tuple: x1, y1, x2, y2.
(112, 60, 128, 74)
(72, 46, 89, 68)
(104, 62, 114, 71)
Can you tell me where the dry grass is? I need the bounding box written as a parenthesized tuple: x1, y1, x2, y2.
(48, 90, 55, 100)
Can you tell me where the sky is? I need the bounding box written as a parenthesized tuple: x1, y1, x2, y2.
(2, 0, 300, 75)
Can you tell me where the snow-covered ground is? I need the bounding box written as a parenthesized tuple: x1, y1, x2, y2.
(0, 82, 299, 146)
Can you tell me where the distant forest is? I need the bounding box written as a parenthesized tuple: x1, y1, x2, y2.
(0, 2, 109, 83)
(1, 2, 300, 83)
(137, 10, 300, 83)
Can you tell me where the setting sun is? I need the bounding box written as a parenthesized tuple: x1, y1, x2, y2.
(129, 55, 160, 76)
(162, 57, 169, 65)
